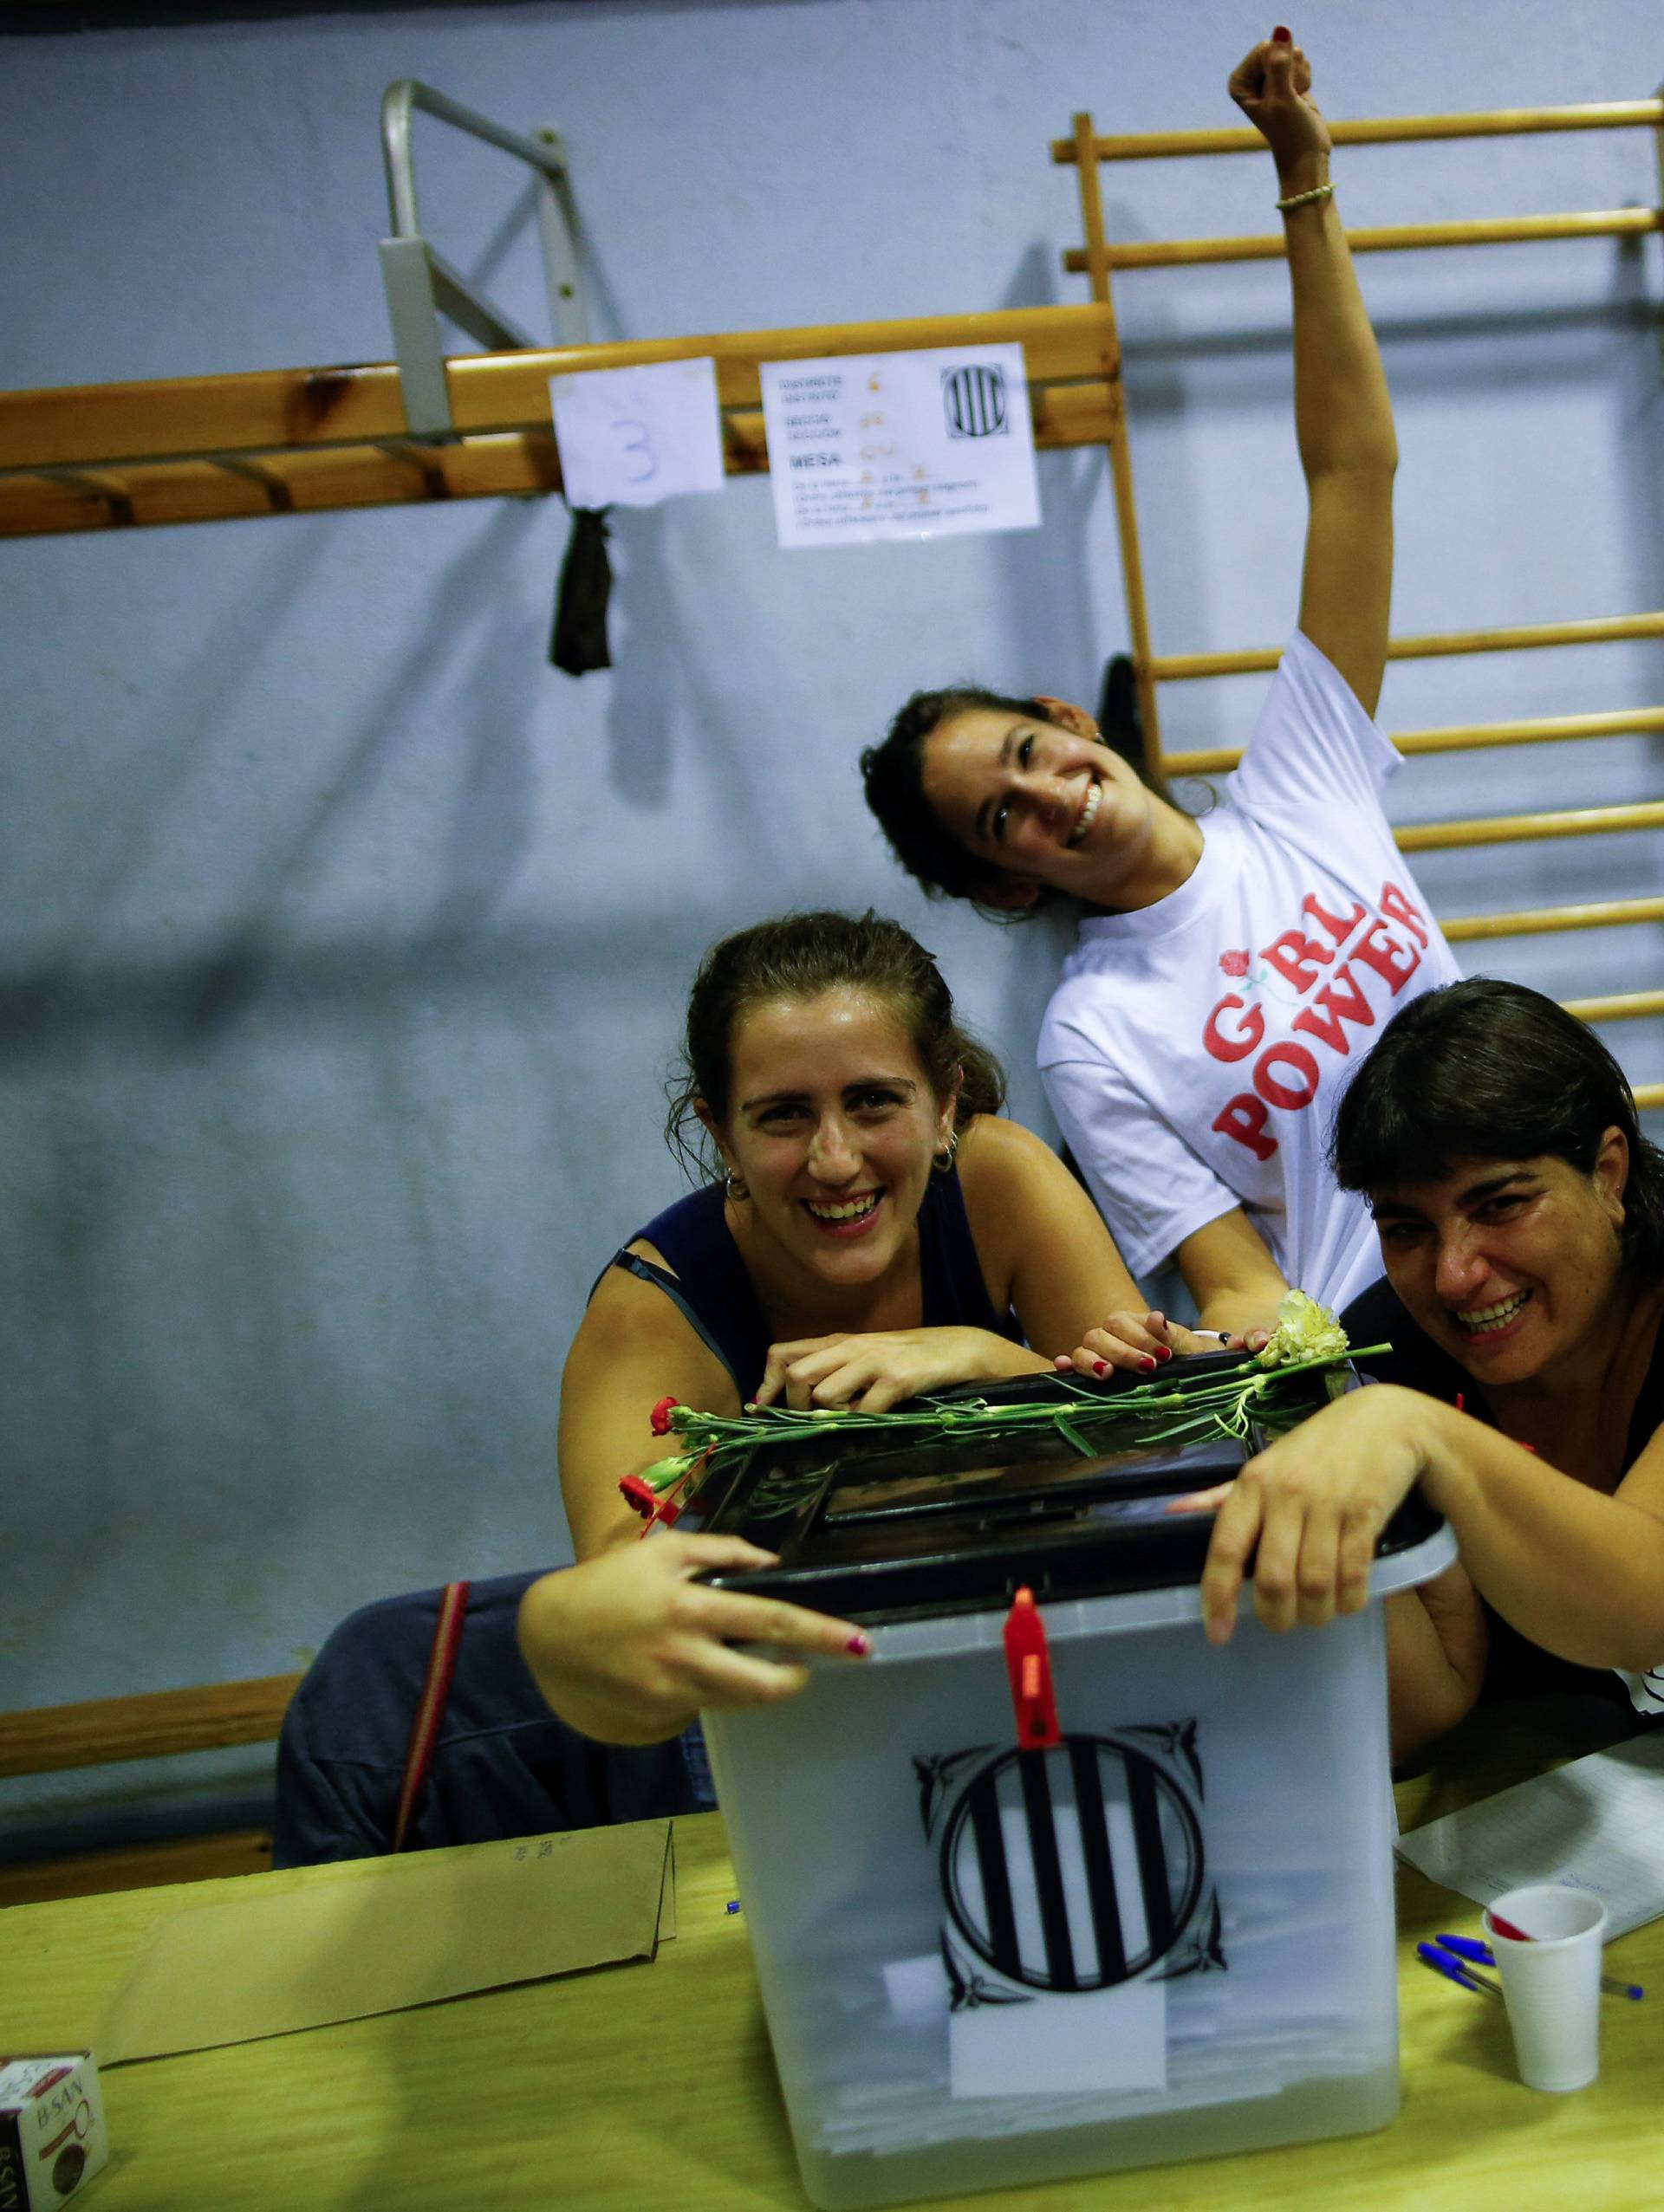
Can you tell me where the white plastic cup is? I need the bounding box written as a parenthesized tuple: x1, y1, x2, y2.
(1482, 1884, 1608, 2092)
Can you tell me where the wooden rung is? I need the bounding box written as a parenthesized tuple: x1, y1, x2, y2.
(1440, 896, 1664, 944)
(1636, 1085, 1664, 1112)
(1064, 210, 1661, 273)
(1164, 706, 1664, 778)
(1054, 101, 1664, 164)
(1154, 613, 1664, 683)
(0, 305, 1121, 476)
(0, 1674, 302, 1780)
(211, 456, 296, 513)
(1395, 801, 1664, 853)
(1563, 990, 1664, 1024)
(1393, 708, 1664, 757)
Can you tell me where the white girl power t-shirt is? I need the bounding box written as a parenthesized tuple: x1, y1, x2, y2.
(1040, 631, 1462, 1314)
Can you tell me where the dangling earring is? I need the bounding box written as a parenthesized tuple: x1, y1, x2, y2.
(932, 1129, 959, 1175)
(724, 1171, 750, 1203)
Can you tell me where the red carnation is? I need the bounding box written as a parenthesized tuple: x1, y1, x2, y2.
(650, 1396, 679, 1436)
(619, 1474, 659, 1518)
(1219, 950, 1251, 978)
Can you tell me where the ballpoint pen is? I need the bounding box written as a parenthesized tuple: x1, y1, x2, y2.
(1438, 1930, 1644, 2001)
(1416, 1940, 1500, 1997)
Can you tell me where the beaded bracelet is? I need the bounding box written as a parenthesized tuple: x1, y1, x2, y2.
(1275, 181, 1335, 212)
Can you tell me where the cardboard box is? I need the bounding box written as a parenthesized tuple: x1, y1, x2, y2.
(0, 2055, 107, 2209)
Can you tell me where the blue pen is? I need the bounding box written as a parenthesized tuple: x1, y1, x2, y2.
(1416, 1941, 1500, 1998)
(1435, 1932, 1495, 1967)
(1436, 1931, 1645, 2001)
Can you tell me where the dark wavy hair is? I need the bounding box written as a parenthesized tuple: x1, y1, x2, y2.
(1332, 977, 1664, 1281)
(859, 660, 1172, 920)
(665, 909, 1006, 1183)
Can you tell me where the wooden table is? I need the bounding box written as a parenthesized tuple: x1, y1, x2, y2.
(4, 1706, 1661, 2212)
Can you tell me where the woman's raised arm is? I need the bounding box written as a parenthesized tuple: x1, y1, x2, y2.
(1231, 30, 1396, 717)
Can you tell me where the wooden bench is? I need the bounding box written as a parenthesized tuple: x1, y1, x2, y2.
(0, 1674, 302, 1906)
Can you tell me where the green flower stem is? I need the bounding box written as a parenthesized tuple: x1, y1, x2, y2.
(638, 1346, 1389, 1501)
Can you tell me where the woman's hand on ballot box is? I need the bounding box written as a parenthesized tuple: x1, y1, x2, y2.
(517, 1534, 869, 1748)
(751, 1323, 1044, 1414)
(1171, 1382, 1449, 1642)
(1054, 1307, 1266, 1381)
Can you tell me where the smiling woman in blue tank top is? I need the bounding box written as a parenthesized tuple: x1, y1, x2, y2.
(519, 909, 1221, 1749)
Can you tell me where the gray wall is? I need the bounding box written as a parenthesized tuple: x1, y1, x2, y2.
(3, 0, 1660, 1846)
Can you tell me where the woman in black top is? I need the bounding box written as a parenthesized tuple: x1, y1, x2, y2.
(1177, 978, 1664, 1761)
(523, 909, 1212, 1748)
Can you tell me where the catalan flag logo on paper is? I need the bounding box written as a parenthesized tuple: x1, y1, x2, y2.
(942, 362, 1009, 439)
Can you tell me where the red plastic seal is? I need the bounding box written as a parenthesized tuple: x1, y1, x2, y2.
(1003, 1586, 1062, 1750)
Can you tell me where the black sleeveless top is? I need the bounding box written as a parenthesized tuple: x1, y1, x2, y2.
(1342, 1275, 1664, 1713)
(606, 1165, 1023, 1404)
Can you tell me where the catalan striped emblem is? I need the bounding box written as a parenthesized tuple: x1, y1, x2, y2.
(918, 1723, 1220, 2002)
(942, 363, 1009, 439)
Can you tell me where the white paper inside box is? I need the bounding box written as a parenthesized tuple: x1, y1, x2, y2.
(0, 2055, 108, 2210)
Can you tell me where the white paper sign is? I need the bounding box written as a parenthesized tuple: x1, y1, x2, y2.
(549, 358, 726, 509)
(759, 343, 1041, 548)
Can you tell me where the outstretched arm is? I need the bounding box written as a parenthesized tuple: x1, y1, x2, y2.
(1179, 1384, 1664, 1677)
(517, 1536, 869, 1747)
(1231, 30, 1396, 716)
(553, 1266, 871, 1742)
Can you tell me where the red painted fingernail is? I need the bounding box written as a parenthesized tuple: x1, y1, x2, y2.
(1156, 1346, 1173, 1363)
(1273, 24, 1291, 42)
(1139, 1355, 1157, 1372)
(846, 1631, 871, 1657)
(1094, 1359, 1110, 1377)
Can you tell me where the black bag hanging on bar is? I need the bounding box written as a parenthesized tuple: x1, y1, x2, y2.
(549, 505, 614, 674)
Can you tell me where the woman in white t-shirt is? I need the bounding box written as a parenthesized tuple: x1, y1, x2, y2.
(861, 29, 1459, 1348)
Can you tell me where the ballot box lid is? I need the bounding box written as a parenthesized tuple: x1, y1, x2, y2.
(691, 1358, 1443, 1626)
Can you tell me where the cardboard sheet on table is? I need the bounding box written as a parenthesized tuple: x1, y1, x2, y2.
(98, 1820, 674, 2064)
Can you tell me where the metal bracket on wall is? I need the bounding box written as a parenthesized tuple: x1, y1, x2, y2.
(379, 80, 591, 444)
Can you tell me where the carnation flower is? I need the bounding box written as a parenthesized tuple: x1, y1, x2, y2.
(1256, 1289, 1349, 1368)
(649, 1396, 679, 1437)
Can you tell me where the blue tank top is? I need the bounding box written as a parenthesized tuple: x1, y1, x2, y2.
(606, 1165, 1022, 1404)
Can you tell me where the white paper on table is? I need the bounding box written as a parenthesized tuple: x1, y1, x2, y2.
(549, 357, 726, 509)
(759, 343, 1040, 549)
(1394, 1729, 1664, 1936)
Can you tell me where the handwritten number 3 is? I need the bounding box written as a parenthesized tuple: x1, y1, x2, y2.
(611, 417, 659, 485)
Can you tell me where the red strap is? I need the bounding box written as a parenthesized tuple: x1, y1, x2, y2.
(391, 1580, 471, 1852)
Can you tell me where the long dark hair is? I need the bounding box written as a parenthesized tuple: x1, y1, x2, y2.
(859, 661, 1170, 919)
(1332, 978, 1664, 1280)
(665, 909, 1006, 1182)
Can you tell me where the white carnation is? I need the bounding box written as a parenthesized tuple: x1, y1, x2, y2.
(1256, 1288, 1349, 1369)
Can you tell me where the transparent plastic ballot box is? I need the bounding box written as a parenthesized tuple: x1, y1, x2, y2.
(692, 1359, 1454, 2212)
